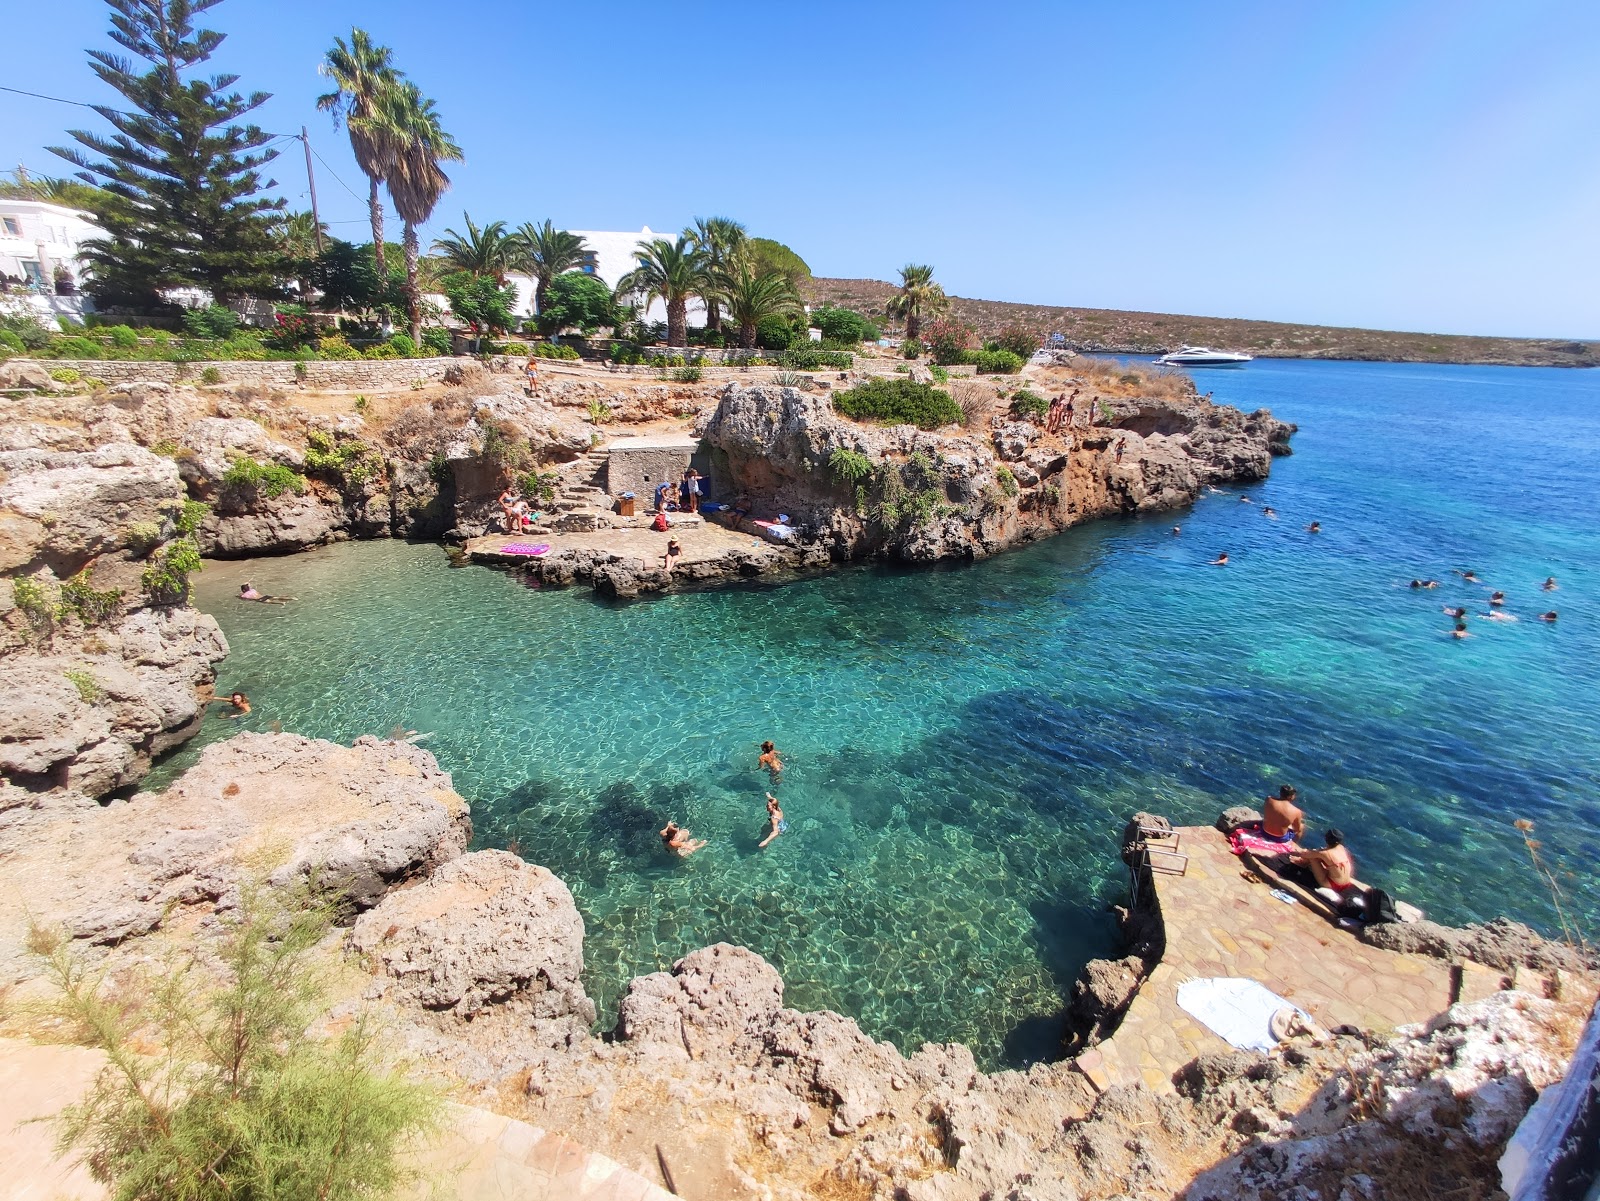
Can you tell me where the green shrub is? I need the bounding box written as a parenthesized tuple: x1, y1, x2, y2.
(833, 378, 962, 430)
(149, 439, 179, 458)
(972, 348, 1025, 374)
(1043, 483, 1061, 503)
(171, 499, 209, 536)
(994, 324, 1042, 360)
(59, 569, 123, 626)
(140, 536, 203, 604)
(421, 327, 453, 356)
(996, 464, 1019, 498)
(64, 669, 104, 705)
(221, 457, 307, 500)
(45, 882, 440, 1201)
(1099, 401, 1115, 424)
(585, 398, 612, 424)
(221, 338, 267, 361)
(902, 337, 923, 360)
(929, 364, 950, 384)
(354, 395, 370, 413)
(182, 303, 241, 340)
(777, 347, 852, 370)
(828, 447, 874, 485)
(200, 366, 223, 385)
(316, 334, 361, 361)
(54, 336, 100, 359)
(11, 577, 56, 638)
(304, 431, 380, 488)
(388, 333, 418, 357)
(0, 329, 25, 354)
(672, 366, 703, 383)
(874, 450, 948, 530)
(125, 520, 164, 554)
(532, 342, 580, 360)
(809, 306, 880, 344)
(361, 341, 401, 360)
(293, 360, 309, 381)
(755, 315, 798, 351)
(924, 318, 978, 366)
(0, 313, 52, 350)
(517, 470, 557, 504)
(51, 367, 82, 384)
(1010, 389, 1049, 421)
(105, 324, 140, 348)
(477, 421, 528, 470)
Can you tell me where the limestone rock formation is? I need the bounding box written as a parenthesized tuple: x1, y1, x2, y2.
(350, 849, 594, 1029)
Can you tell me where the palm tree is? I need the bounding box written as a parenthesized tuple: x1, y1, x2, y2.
(688, 216, 746, 337)
(717, 261, 802, 349)
(382, 84, 463, 344)
(513, 220, 588, 316)
(887, 263, 948, 342)
(318, 29, 404, 281)
(433, 214, 517, 284)
(614, 236, 708, 348)
(274, 210, 328, 298)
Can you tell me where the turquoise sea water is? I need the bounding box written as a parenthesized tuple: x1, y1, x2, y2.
(165, 359, 1600, 1068)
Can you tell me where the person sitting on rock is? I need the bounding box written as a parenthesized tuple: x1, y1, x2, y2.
(1291, 828, 1357, 899)
(660, 821, 706, 857)
(1260, 784, 1305, 844)
(731, 493, 753, 528)
(661, 538, 682, 576)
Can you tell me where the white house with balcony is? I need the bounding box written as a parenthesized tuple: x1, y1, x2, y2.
(0, 197, 102, 325)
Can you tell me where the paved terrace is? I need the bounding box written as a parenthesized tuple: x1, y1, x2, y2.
(1077, 825, 1459, 1094)
(465, 518, 793, 572)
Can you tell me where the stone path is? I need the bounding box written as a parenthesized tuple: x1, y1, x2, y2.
(1077, 826, 1456, 1094)
(406, 1105, 675, 1201)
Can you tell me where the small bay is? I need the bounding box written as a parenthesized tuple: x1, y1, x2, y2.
(166, 358, 1600, 1068)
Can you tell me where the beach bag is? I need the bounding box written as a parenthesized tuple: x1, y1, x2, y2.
(653, 511, 669, 532)
(1362, 888, 1402, 925)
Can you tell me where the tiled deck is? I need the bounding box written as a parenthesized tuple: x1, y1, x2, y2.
(1077, 826, 1457, 1094)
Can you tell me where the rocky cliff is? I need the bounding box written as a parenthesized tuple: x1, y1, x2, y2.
(700, 382, 1293, 565)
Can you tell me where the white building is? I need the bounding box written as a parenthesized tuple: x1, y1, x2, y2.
(505, 226, 705, 329)
(0, 198, 101, 325)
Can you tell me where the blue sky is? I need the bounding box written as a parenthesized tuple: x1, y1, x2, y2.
(5, 0, 1598, 338)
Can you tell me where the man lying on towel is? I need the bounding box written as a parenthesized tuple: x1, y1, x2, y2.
(1228, 784, 1305, 856)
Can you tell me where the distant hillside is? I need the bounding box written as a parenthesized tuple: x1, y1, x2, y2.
(807, 278, 1600, 368)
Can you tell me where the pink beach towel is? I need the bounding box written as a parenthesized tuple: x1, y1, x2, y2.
(1228, 825, 1301, 857)
(499, 543, 550, 557)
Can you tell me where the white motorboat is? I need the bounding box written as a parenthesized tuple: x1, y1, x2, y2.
(1157, 346, 1253, 367)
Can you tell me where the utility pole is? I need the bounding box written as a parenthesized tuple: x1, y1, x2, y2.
(300, 127, 324, 254)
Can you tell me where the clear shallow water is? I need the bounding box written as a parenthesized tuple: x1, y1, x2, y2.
(162, 358, 1600, 1068)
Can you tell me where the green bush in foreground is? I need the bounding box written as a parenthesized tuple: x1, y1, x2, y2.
(972, 348, 1025, 375)
(44, 884, 439, 1201)
(1010, 389, 1049, 421)
(828, 447, 874, 485)
(833, 378, 962, 430)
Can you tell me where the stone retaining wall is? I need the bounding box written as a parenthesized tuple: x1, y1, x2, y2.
(26, 357, 458, 390)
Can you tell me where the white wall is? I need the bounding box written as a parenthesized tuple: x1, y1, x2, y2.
(505, 226, 706, 329)
(0, 199, 100, 293)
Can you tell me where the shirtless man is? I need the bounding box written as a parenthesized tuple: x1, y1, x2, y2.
(758, 740, 783, 778)
(1261, 784, 1305, 843)
(1291, 828, 1356, 896)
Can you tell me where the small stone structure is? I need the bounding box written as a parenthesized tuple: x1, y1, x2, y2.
(605, 433, 704, 503)
(20, 356, 458, 390)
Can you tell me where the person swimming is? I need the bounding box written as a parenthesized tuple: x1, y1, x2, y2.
(209, 691, 251, 717)
(239, 583, 293, 605)
(1452, 621, 1470, 639)
(1239, 495, 1253, 504)
(1307, 521, 1321, 534)
(758, 740, 783, 777)
(1542, 577, 1559, 591)
(1489, 591, 1506, 607)
(1261, 506, 1277, 518)
(1171, 525, 1181, 536)
(758, 793, 788, 849)
(1210, 552, 1229, 566)
(1443, 605, 1467, 619)
(1456, 569, 1480, 583)
(1481, 610, 1517, 622)
(1540, 610, 1558, 622)
(659, 821, 707, 857)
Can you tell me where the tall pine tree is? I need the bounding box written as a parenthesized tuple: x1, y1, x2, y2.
(52, 0, 286, 308)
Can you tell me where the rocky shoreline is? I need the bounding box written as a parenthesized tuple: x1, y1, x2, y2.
(0, 731, 1589, 1200)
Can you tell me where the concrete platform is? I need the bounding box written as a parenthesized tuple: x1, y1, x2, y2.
(1078, 826, 1457, 1094)
(464, 519, 792, 573)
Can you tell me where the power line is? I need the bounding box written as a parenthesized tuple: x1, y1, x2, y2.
(309, 144, 366, 204)
(0, 84, 100, 109)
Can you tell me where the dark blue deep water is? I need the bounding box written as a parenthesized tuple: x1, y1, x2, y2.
(169, 358, 1600, 1068)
